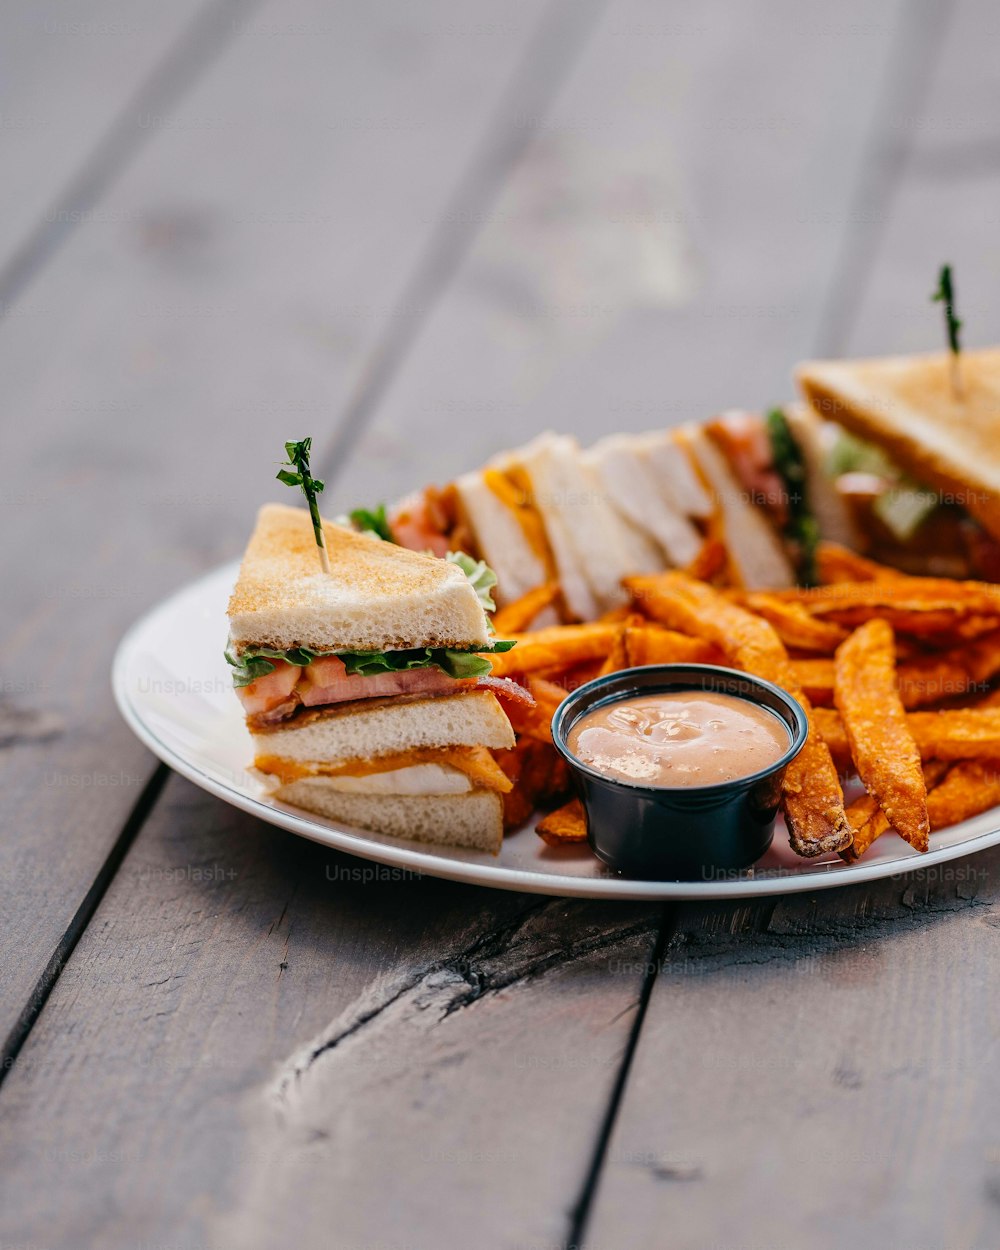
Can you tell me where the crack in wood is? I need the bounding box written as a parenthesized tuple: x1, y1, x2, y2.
(271, 899, 657, 1112)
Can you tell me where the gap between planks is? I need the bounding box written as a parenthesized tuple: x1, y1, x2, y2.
(315, 0, 608, 488)
(0, 0, 258, 318)
(810, 0, 954, 357)
(0, 0, 607, 1109)
(0, 765, 169, 1086)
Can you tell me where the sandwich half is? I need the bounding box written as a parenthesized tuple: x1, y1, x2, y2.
(510, 433, 662, 618)
(797, 347, 1000, 577)
(691, 407, 857, 585)
(678, 421, 796, 588)
(581, 434, 704, 569)
(227, 503, 518, 853)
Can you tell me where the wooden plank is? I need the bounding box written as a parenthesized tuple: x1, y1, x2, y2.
(0, 0, 555, 1049)
(838, 0, 1000, 359)
(0, 1, 911, 1246)
(0, 0, 208, 272)
(587, 4, 1000, 1244)
(0, 5, 664, 1247)
(0, 775, 660, 1250)
(320, 0, 908, 509)
(585, 856, 1000, 1250)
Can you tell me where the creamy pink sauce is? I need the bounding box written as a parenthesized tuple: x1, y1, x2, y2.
(567, 691, 789, 787)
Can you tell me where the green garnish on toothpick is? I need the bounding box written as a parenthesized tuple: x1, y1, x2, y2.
(277, 438, 330, 572)
(931, 263, 963, 400)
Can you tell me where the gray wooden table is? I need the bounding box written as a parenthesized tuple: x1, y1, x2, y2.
(1, 3, 998, 1247)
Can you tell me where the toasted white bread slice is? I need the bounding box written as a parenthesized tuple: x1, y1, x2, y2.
(679, 424, 795, 588)
(250, 688, 515, 765)
(452, 470, 551, 607)
(274, 783, 504, 853)
(515, 433, 660, 616)
(583, 435, 702, 567)
(781, 403, 859, 548)
(637, 430, 715, 519)
(496, 435, 598, 621)
(796, 348, 1000, 542)
(228, 503, 491, 653)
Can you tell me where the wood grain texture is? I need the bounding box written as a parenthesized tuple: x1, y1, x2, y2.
(321, 0, 908, 510)
(0, 0, 554, 1047)
(586, 8, 1000, 1245)
(832, 0, 1000, 359)
(0, 775, 660, 1250)
(0, 0, 208, 274)
(0, 3, 663, 1248)
(586, 858, 1000, 1250)
(4, 1, 997, 1248)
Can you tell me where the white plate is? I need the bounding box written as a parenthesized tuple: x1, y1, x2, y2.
(113, 562, 1000, 900)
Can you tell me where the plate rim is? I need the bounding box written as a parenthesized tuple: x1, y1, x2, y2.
(111, 562, 1000, 902)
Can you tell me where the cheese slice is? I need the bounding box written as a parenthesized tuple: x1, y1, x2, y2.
(319, 763, 473, 795)
(254, 744, 513, 793)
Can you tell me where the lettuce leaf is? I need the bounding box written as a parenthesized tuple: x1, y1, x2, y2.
(224, 638, 515, 688)
(446, 550, 497, 614)
(348, 504, 393, 543)
(825, 429, 898, 480)
(873, 483, 939, 541)
(767, 408, 820, 587)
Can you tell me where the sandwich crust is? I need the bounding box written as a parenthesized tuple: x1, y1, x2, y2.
(228, 503, 492, 651)
(272, 785, 505, 854)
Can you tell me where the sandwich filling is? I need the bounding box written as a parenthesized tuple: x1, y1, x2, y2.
(227, 643, 528, 726)
(227, 539, 528, 725)
(826, 428, 1000, 579)
(704, 410, 821, 585)
(254, 744, 513, 792)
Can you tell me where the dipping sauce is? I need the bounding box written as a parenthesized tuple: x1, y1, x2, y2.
(566, 690, 790, 788)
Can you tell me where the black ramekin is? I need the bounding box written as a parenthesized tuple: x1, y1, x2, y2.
(550, 664, 809, 881)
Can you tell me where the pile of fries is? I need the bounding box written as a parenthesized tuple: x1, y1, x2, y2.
(489, 541, 1000, 864)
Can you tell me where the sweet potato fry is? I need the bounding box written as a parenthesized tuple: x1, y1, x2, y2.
(791, 658, 837, 705)
(742, 593, 849, 653)
(623, 625, 723, 668)
(492, 582, 561, 634)
(834, 620, 929, 851)
(685, 536, 729, 583)
(495, 738, 572, 829)
(595, 616, 643, 677)
(487, 624, 621, 677)
(840, 761, 950, 862)
(840, 793, 889, 862)
(597, 604, 635, 623)
(785, 578, 1000, 620)
(815, 706, 1000, 764)
(503, 676, 570, 743)
(898, 654, 983, 707)
(536, 798, 587, 846)
(522, 738, 571, 808)
(927, 760, 1000, 830)
(793, 652, 984, 710)
(492, 743, 535, 830)
(537, 661, 604, 689)
(625, 572, 851, 856)
(815, 543, 907, 585)
(953, 616, 1000, 643)
(910, 710, 1000, 759)
(849, 611, 1000, 640)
